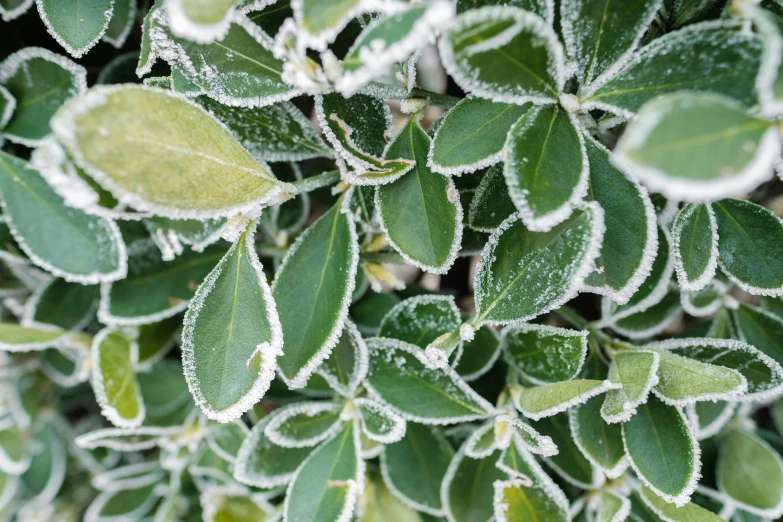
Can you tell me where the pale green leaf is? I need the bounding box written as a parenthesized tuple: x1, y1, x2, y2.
(640, 486, 724, 522)
(494, 478, 569, 522)
(672, 203, 719, 291)
(165, 0, 237, 43)
(653, 348, 747, 405)
(0, 426, 30, 475)
(360, 477, 423, 522)
(515, 379, 618, 420)
(602, 349, 660, 423)
(91, 328, 145, 428)
(0, 323, 66, 352)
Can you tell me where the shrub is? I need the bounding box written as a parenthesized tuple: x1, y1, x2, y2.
(1, 0, 783, 520)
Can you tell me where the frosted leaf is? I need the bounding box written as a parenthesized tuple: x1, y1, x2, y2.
(102, 0, 137, 48)
(91, 327, 145, 428)
(335, 1, 457, 97)
(35, 0, 114, 58)
(439, 6, 564, 105)
(264, 401, 344, 448)
(686, 401, 736, 441)
(378, 294, 462, 351)
(0, 323, 68, 353)
(354, 397, 406, 444)
(601, 349, 660, 424)
(513, 379, 621, 420)
(672, 203, 719, 292)
(0, 86, 14, 132)
(493, 478, 569, 522)
(681, 279, 728, 318)
(464, 421, 499, 458)
(316, 319, 369, 398)
(496, 414, 557, 457)
(502, 323, 588, 385)
(74, 426, 183, 451)
(611, 290, 683, 341)
(91, 462, 164, 492)
(0, 0, 33, 21)
(166, 0, 238, 44)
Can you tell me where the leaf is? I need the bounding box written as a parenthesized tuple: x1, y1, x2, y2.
(273, 198, 358, 388)
(51, 85, 293, 218)
(35, 0, 114, 57)
(442, 445, 506, 522)
(202, 490, 272, 522)
(0, 0, 33, 21)
(264, 402, 343, 448)
(103, 0, 136, 47)
(364, 337, 493, 424)
(570, 396, 626, 478)
(464, 421, 498, 458)
(74, 426, 182, 451)
(84, 483, 158, 521)
(137, 0, 163, 75)
(100, 240, 225, 325)
(429, 98, 530, 175)
(0, 426, 30, 475)
(614, 93, 778, 201)
(504, 103, 588, 231)
(0, 152, 126, 284)
(182, 225, 282, 422)
(622, 395, 699, 506)
(148, 10, 297, 107)
(514, 379, 618, 421)
(713, 198, 783, 296)
(0, 47, 86, 146)
(317, 320, 368, 398)
(440, 5, 564, 104)
(602, 349, 660, 423)
(474, 203, 604, 326)
(652, 348, 747, 405)
(497, 414, 557, 457)
(336, 1, 456, 97)
(455, 324, 501, 382)
(380, 422, 453, 515)
(318, 92, 390, 160)
(591, 491, 631, 522)
(647, 337, 783, 402)
(687, 400, 736, 440)
(493, 478, 569, 522)
(360, 476, 423, 522)
(0, 86, 15, 132)
(165, 0, 237, 43)
(136, 315, 181, 369)
(292, 0, 378, 50)
(503, 323, 588, 385)
(21, 421, 66, 508)
(200, 97, 331, 163)
(0, 323, 66, 352)
(672, 203, 719, 291)
(376, 117, 462, 273)
(640, 486, 724, 522)
(582, 136, 658, 304)
(583, 20, 763, 117)
(378, 295, 461, 350)
(468, 164, 517, 232)
(612, 291, 683, 340)
(355, 397, 406, 444)
(205, 420, 248, 463)
(533, 413, 602, 489)
(718, 427, 783, 517)
(234, 414, 313, 488)
(284, 421, 363, 522)
(560, 0, 663, 86)
(91, 328, 145, 428)
(22, 278, 97, 330)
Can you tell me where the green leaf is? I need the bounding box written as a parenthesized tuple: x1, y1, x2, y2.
(0, 0, 33, 21)
(264, 402, 343, 448)
(148, 10, 296, 106)
(376, 118, 462, 273)
(200, 97, 331, 163)
(0, 85, 15, 131)
(602, 349, 660, 423)
(0, 48, 86, 146)
(360, 476, 423, 522)
(647, 337, 783, 402)
(137, 315, 181, 369)
(22, 278, 97, 330)
(614, 93, 778, 201)
(380, 422, 454, 515)
(85, 483, 158, 521)
(503, 324, 588, 384)
(533, 413, 602, 488)
(202, 490, 272, 522)
(317, 319, 368, 398)
(102, 0, 136, 47)
(234, 414, 313, 488)
(100, 240, 225, 325)
(364, 337, 493, 423)
(355, 397, 406, 444)
(441, 6, 564, 104)
(21, 421, 66, 507)
(560, 0, 663, 86)
(293, 0, 369, 48)
(612, 291, 683, 340)
(504, 104, 588, 231)
(137, 0, 164, 75)
(514, 379, 618, 421)
(468, 164, 516, 232)
(36, 0, 114, 57)
(284, 421, 362, 522)
(687, 400, 735, 440)
(652, 348, 747, 405)
(493, 478, 569, 522)
(165, 0, 238, 43)
(672, 203, 719, 291)
(713, 199, 783, 296)
(378, 295, 461, 350)
(336, 1, 455, 96)
(0, 425, 30, 475)
(455, 324, 501, 382)
(74, 426, 182, 451)
(583, 21, 762, 116)
(734, 303, 783, 368)
(318, 92, 390, 159)
(273, 198, 358, 388)
(0, 151, 126, 284)
(718, 427, 783, 517)
(457, 0, 553, 23)
(640, 486, 724, 522)
(570, 396, 626, 478)
(474, 203, 604, 326)
(442, 445, 506, 522)
(429, 98, 530, 175)
(622, 395, 699, 505)
(583, 136, 658, 303)
(0, 323, 66, 352)
(91, 328, 145, 428)
(51, 85, 293, 218)
(591, 491, 631, 522)
(182, 225, 281, 422)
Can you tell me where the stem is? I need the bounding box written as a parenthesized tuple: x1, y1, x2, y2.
(359, 251, 407, 264)
(554, 306, 588, 329)
(362, 81, 462, 108)
(291, 170, 341, 194)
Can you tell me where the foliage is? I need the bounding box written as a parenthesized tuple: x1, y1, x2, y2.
(2, 0, 783, 521)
